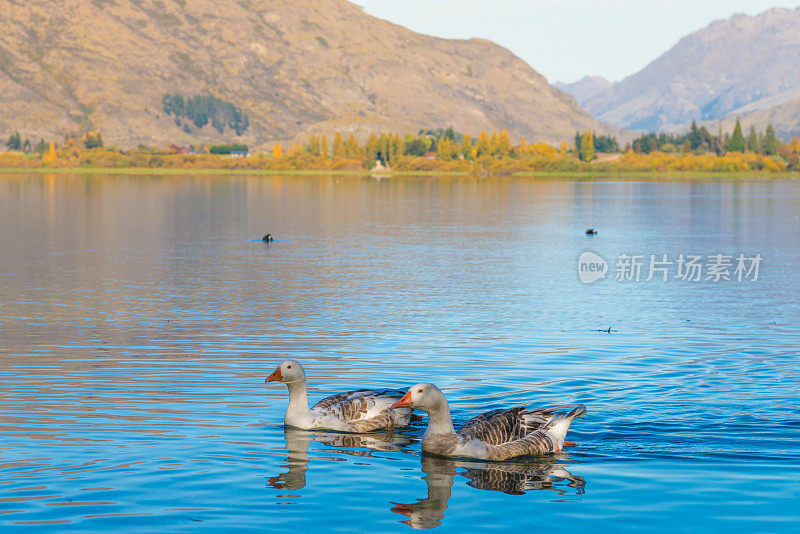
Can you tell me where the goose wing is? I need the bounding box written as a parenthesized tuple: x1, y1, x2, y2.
(312, 389, 408, 431)
(458, 404, 583, 446)
(457, 407, 530, 445)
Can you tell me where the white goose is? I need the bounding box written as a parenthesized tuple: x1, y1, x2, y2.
(392, 383, 585, 460)
(266, 360, 412, 432)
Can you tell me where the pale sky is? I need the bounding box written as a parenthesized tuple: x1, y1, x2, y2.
(356, 1, 800, 83)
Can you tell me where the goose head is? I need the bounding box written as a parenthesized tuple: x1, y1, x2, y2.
(266, 360, 306, 384)
(392, 383, 446, 412)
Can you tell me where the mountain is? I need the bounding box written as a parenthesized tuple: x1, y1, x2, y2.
(584, 7, 800, 131)
(554, 76, 611, 108)
(0, 0, 618, 149)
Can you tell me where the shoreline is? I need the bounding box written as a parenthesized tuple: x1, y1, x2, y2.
(0, 166, 797, 180)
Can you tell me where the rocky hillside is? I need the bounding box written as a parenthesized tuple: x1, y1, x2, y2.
(0, 0, 618, 149)
(583, 7, 800, 131)
(704, 97, 800, 142)
(554, 76, 611, 108)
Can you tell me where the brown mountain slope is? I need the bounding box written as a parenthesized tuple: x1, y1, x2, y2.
(585, 7, 800, 131)
(0, 0, 619, 149)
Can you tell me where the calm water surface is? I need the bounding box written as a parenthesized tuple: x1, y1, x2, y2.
(1, 173, 799, 532)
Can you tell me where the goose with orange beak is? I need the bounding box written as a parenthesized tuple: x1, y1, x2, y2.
(392, 383, 585, 460)
(266, 360, 412, 432)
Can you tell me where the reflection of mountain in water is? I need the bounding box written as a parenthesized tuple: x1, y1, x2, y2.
(267, 428, 413, 491)
(391, 455, 585, 529)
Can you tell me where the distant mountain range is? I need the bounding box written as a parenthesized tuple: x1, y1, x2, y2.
(0, 0, 620, 149)
(558, 7, 800, 138)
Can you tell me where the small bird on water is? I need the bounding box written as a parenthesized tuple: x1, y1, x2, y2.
(585, 229, 597, 235)
(262, 233, 273, 243)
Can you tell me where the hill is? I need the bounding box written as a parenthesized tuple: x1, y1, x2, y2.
(583, 7, 800, 131)
(554, 76, 611, 108)
(0, 0, 619, 149)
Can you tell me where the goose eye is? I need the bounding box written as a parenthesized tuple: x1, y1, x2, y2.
(417, 389, 423, 393)
(287, 365, 292, 369)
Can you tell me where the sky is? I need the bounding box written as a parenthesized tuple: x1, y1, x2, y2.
(356, 1, 800, 84)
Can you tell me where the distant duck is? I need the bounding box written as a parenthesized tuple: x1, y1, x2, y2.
(585, 229, 597, 235)
(262, 233, 273, 242)
(266, 360, 412, 432)
(392, 383, 585, 460)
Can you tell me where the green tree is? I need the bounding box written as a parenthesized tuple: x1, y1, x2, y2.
(746, 126, 760, 153)
(727, 119, 746, 152)
(6, 132, 21, 150)
(762, 124, 779, 155)
(579, 131, 594, 161)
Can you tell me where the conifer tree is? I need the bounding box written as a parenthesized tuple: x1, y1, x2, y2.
(762, 124, 779, 155)
(727, 119, 746, 153)
(746, 127, 760, 153)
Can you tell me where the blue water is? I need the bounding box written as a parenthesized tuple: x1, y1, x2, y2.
(1, 173, 799, 531)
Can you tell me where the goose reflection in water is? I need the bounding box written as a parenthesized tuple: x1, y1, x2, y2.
(391, 455, 585, 529)
(268, 428, 413, 490)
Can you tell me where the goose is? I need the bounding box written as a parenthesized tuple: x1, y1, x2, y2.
(262, 233, 273, 243)
(392, 383, 585, 460)
(266, 360, 412, 432)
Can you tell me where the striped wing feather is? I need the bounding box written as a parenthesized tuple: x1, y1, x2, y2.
(458, 407, 533, 445)
(312, 389, 406, 431)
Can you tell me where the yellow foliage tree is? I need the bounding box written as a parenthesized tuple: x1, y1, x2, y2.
(321, 135, 329, 158)
(477, 130, 490, 157)
(498, 129, 511, 155)
(461, 134, 473, 161)
(345, 134, 359, 158)
(560, 141, 567, 158)
(273, 142, 283, 158)
(519, 136, 527, 154)
(333, 132, 345, 158)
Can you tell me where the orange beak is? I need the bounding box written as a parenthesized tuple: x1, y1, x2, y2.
(265, 367, 282, 383)
(391, 391, 413, 409)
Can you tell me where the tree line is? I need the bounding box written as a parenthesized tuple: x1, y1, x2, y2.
(631, 120, 780, 156)
(162, 93, 249, 135)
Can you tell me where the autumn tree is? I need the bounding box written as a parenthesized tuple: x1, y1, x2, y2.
(321, 135, 329, 157)
(519, 136, 527, 155)
(560, 141, 567, 158)
(489, 131, 500, 156)
(345, 134, 359, 158)
(273, 142, 283, 158)
(727, 119, 746, 153)
(476, 130, 490, 157)
(461, 134, 472, 161)
(333, 132, 345, 157)
(579, 131, 594, 161)
(498, 129, 511, 156)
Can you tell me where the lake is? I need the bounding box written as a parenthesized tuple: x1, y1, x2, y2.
(1, 172, 799, 532)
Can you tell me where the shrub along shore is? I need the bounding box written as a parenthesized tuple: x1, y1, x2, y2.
(2, 124, 798, 176)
